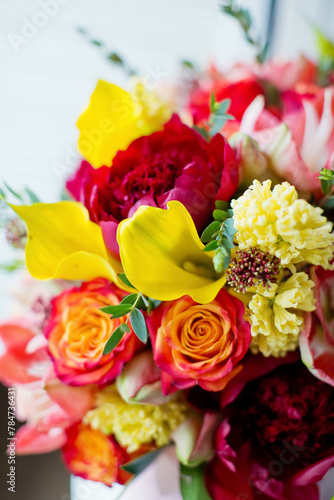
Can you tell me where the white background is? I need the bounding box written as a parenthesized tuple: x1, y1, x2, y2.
(0, 1, 334, 498)
(1, 0, 334, 315)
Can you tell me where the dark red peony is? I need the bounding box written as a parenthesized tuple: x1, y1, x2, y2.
(206, 361, 334, 500)
(67, 115, 239, 257)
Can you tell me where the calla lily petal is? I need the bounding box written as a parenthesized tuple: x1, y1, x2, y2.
(10, 202, 125, 287)
(117, 201, 226, 304)
(77, 80, 170, 168)
(77, 81, 138, 168)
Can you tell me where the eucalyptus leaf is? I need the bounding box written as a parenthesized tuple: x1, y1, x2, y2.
(203, 240, 219, 252)
(130, 308, 148, 343)
(120, 293, 139, 306)
(121, 448, 163, 474)
(25, 187, 40, 203)
(4, 182, 22, 201)
(100, 304, 132, 316)
(103, 323, 131, 355)
(224, 218, 236, 235)
(201, 221, 221, 243)
(215, 200, 229, 211)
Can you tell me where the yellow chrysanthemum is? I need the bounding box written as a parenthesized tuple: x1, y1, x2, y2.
(249, 272, 316, 357)
(84, 385, 189, 453)
(231, 180, 334, 268)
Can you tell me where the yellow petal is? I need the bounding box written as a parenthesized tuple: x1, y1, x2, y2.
(117, 201, 226, 304)
(10, 201, 125, 287)
(77, 80, 139, 168)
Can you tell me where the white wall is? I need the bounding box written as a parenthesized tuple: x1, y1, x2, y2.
(0, 0, 333, 317)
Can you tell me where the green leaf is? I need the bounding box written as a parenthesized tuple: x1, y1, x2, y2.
(0, 259, 25, 272)
(118, 273, 136, 288)
(121, 448, 163, 474)
(324, 196, 334, 210)
(107, 52, 124, 65)
(120, 293, 139, 306)
(201, 221, 221, 243)
(213, 209, 227, 222)
(0, 187, 6, 199)
(215, 200, 229, 211)
(181, 60, 195, 69)
(227, 208, 234, 217)
(103, 323, 131, 355)
(193, 125, 209, 140)
(180, 463, 212, 500)
(221, 236, 235, 249)
(100, 304, 132, 316)
(130, 308, 148, 343)
(224, 218, 236, 235)
(91, 39, 103, 47)
(3, 182, 22, 201)
(203, 240, 219, 252)
(314, 25, 334, 61)
(25, 187, 40, 203)
(147, 298, 162, 313)
(321, 178, 331, 195)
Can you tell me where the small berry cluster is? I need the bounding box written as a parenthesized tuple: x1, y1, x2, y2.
(226, 247, 280, 293)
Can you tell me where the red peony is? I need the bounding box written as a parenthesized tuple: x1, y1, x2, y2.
(66, 115, 239, 257)
(207, 362, 334, 500)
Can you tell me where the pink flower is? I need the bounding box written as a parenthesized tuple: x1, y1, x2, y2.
(300, 267, 334, 386)
(207, 362, 334, 500)
(0, 321, 95, 454)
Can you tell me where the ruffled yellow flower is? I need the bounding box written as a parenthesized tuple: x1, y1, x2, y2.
(77, 80, 170, 168)
(249, 272, 316, 357)
(84, 385, 189, 453)
(231, 180, 334, 268)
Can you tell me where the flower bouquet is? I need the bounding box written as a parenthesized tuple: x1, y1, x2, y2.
(1, 4, 334, 500)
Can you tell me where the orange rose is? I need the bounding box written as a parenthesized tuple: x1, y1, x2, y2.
(44, 279, 140, 386)
(62, 423, 131, 486)
(148, 289, 251, 393)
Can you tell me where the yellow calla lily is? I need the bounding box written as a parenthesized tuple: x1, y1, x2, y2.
(117, 201, 226, 304)
(77, 80, 170, 168)
(10, 201, 127, 289)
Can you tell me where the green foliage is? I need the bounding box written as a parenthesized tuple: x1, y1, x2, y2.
(220, 0, 268, 63)
(130, 308, 148, 343)
(208, 95, 235, 137)
(201, 201, 236, 272)
(318, 168, 334, 196)
(314, 26, 334, 85)
(119, 273, 136, 288)
(180, 463, 212, 500)
(101, 275, 160, 354)
(121, 448, 164, 475)
(103, 324, 131, 355)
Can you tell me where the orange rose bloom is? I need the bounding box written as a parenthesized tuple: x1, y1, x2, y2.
(62, 423, 131, 486)
(148, 289, 251, 393)
(44, 279, 140, 386)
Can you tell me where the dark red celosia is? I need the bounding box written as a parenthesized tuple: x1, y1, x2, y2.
(67, 115, 239, 256)
(206, 362, 334, 500)
(226, 247, 280, 293)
